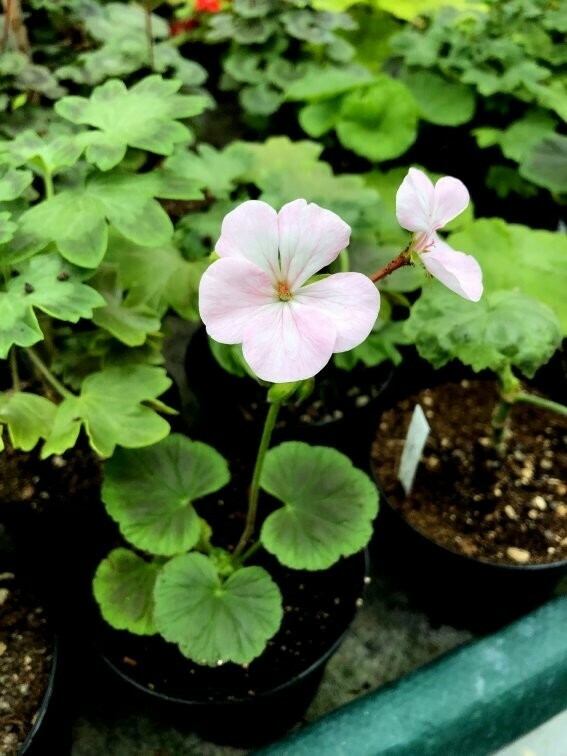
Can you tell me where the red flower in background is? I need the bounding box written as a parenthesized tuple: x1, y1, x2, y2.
(195, 0, 222, 11)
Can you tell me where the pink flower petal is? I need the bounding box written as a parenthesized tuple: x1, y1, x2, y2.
(431, 176, 469, 230)
(242, 301, 337, 383)
(421, 236, 483, 302)
(396, 167, 435, 234)
(199, 258, 275, 343)
(277, 199, 351, 289)
(215, 200, 280, 280)
(294, 273, 380, 352)
(396, 169, 470, 252)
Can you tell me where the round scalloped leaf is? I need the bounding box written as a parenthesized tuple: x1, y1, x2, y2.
(299, 98, 341, 137)
(260, 442, 379, 570)
(0, 392, 56, 452)
(403, 71, 475, 126)
(94, 548, 159, 635)
(240, 84, 283, 116)
(405, 283, 562, 377)
(337, 77, 419, 161)
(233, 0, 275, 18)
(520, 134, 567, 194)
(153, 553, 283, 665)
(102, 434, 230, 556)
(0, 213, 16, 245)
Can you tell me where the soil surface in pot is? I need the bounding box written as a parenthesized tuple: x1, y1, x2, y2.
(0, 571, 51, 756)
(96, 550, 366, 703)
(371, 379, 567, 565)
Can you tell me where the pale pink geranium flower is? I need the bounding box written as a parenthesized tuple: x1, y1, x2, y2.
(396, 167, 483, 302)
(199, 199, 380, 384)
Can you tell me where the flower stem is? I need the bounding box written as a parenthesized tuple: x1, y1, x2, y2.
(369, 248, 411, 283)
(232, 398, 282, 558)
(25, 348, 74, 400)
(338, 249, 350, 273)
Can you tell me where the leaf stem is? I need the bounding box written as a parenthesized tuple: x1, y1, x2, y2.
(144, 0, 155, 70)
(338, 248, 350, 273)
(9, 348, 20, 392)
(40, 159, 54, 200)
(25, 348, 74, 399)
(512, 392, 567, 417)
(238, 539, 262, 565)
(232, 398, 282, 558)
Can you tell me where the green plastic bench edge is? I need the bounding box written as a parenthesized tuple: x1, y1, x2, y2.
(259, 596, 567, 756)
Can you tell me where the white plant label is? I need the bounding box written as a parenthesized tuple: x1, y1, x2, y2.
(398, 404, 430, 496)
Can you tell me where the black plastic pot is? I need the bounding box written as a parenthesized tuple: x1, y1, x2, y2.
(87, 549, 369, 748)
(18, 637, 66, 756)
(373, 492, 567, 633)
(0, 526, 68, 756)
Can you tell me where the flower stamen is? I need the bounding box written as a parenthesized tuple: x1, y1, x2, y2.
(278, 283, 292, 302)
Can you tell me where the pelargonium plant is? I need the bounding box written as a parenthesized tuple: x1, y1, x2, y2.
(94, 168, 487, 667)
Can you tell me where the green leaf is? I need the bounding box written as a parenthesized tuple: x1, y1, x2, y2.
(260, 442, 378, 570)
(164, 143, 250, 200)
(0, 295, 42, 357)
(233, 0, 275, 18)
(240, 84, 283, 116)
(86, 173, 174, 248)
(403, 71, 475, 126)
(56, 76, 209, 170)
(91, 269, 161, 346)
(93, 548, 159, 635)
(448, 219, 567, 333)
(104, 234, 209, 322)
(298, 98, 341, 137)
(0, 166, 33, 201)
(334, 320, 409, 370)
(285, 64, 374, 101)
(102, 434, 229, 556)
(405, 284, 562, 378)
(234, 137, 379, 227)
(9, 253, 105, 322)
(153, 553, 283, 665)
(1, 130, 84, 175)
(493, 111, 557, 164)
(42, 365, 172, 458)
(13, 191, 108, 267)
(223, 51, 264, 85)
(12, 168, 199, 267)
(336, 77, 419, 162)
(0, 213, 16, 244)
(0, 392, 57, 452)
(0, 254, 104, 359)
(520, 134, 567, 194)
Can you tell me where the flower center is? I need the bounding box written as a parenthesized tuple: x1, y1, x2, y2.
(278, 282, 292, 302)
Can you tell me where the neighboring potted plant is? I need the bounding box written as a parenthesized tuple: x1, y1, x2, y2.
(369, 171, 567, 630)
(0, 525, 65, 756)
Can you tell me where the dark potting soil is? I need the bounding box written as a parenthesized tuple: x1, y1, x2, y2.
(371, 379, 567, 566)
(96, 550, 366, 703)
(0, 572, 51, 756)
